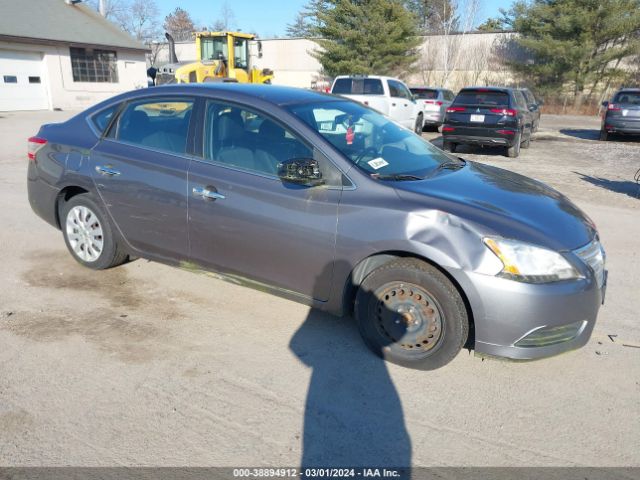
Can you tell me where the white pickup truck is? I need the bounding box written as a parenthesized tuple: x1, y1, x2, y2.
(330, 75, 424, 133)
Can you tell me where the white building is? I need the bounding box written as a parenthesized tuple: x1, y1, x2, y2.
(0, 0, 148, 112)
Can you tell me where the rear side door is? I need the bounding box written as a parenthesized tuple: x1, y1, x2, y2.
(387, 79, 414, 128)
(187, 99, 342, 301)
(90, 97, 194, 261)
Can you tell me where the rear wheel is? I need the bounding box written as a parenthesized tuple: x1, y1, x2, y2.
(599, 129, 609, 141)
(60, 194, 128, 270)
(414, 114, 424, 135)
(506, 132, 521, 158)
(355, 258, 468, 370)
(521, 130, 531, 149)
(443, 141, 457, 153)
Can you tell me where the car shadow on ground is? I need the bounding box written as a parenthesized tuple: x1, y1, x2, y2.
(574, 171, 640, 199)
(288, 262, 411, 476)
(561, 128, 640, 143)
(429, 135, 509, 157)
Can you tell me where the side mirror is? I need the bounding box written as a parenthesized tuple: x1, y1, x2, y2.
(277, 158, 324, 187)
(257, 40, 263, 59)
(602, 101, 609, 107)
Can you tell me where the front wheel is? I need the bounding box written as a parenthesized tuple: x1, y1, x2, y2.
(60, 194, 129, 270)
(355, 258, 468, 370)
(599, 129, 609, 141)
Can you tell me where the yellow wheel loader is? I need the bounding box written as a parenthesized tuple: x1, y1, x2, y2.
(154, 32, 274, 86)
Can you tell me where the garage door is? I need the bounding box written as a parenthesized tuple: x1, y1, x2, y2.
(0, 50, 49, 111)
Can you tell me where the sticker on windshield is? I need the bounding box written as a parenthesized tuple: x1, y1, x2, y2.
(368, 158, 389, 170)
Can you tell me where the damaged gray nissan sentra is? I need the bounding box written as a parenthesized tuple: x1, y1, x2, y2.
(27, 84, 606, 369)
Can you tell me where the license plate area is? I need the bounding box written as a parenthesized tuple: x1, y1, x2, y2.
(470, 114, 485, 122)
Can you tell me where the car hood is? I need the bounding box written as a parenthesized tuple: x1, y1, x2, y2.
(393, 161, 596, 251)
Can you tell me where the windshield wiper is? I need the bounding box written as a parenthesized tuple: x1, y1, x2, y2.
(372, 174, 424, 181)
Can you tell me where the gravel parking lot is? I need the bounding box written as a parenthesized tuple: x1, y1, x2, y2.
(0, 111, 639, 467)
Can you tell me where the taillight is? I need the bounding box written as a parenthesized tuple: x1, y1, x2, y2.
(442, 126, 455, 132)
(446, 107, 465, 113)
(424, 100, 443, 106)
(490, 108, 518, 116)
(27, 136, 47, 161)
(496, 129, 516, 135)
(608, 103, 621, 111)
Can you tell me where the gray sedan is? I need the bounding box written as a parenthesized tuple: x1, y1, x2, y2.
(27, 84, 606, 370)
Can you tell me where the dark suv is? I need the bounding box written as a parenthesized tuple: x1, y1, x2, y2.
(600, 88, 640, 141)
(442, 87, 534, 158)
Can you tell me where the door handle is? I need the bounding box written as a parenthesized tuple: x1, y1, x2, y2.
(392, 103, 396, 107)
(95, 165, 121, 176)
(192, 186, 225, 201)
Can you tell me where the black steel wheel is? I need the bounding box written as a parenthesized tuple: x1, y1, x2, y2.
(355, 258, 468, 370)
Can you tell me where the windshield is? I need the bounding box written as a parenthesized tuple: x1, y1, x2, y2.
(332, 78, 384, 95)
(614, 92, 640, 105)
(201, 37, 226, 62)
(411, 88, 438, 99)
(286, 100, 458, 178)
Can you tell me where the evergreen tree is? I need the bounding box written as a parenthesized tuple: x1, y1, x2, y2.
(311, 0, 421, 77)
(504, 0, 640, 105)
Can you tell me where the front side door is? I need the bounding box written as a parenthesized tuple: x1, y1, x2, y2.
(187, 100, 341, 301)
(90, 97, 194, 261)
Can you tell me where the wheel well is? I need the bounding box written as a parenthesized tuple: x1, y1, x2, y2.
(55, 186, 89, 228)
(343, 251, 475, 349)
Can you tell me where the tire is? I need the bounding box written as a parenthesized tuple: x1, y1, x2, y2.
(443, 141, 457, 153)
(354, 258, 468, 370)
(414, 114, 424, 135)
(506, 132, 521, 158)
(521, 131, 531, 149)
(60, 193, 128, 270)
(599, 129, 609, 141)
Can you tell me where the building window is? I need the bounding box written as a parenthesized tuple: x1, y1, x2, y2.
(70, 47, 118, 83)
(3, 75, 17, 83)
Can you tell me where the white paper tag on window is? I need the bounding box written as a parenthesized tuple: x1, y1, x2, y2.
(368, 157, 389, 170)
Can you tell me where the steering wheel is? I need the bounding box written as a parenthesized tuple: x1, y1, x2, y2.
(354, 147, 379, 165)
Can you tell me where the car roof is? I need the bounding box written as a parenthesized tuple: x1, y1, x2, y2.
(126, 83, 336, 107)
(617, 88, 640, 93)
(459, 86, 513, 93)
(409, 86, 446, 90)
(333, 75, 396, 81)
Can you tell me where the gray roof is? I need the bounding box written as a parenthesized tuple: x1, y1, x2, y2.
(0, 0, 147, 52)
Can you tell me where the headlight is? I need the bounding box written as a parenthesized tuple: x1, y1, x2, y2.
(483, 237, 582, 284)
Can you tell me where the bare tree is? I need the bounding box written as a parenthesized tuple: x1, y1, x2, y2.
(115, 0, 160, 43)
(435, 0, 480, 87)
(84, 0, 126, 20)
(164, 7, 196, 41)
(212, 1, 237, 31)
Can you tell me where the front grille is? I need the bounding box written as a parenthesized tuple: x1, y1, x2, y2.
(574, 239, 606, 287)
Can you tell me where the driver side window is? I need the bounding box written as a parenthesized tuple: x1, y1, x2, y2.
(203, 101, 313, 176)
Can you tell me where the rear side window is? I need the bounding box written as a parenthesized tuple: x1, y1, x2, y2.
(513, 90, 528, 109)
(410, 88, 438, 99)
(454, 90, 510, 107)
(614, 92, 640, 105)
(522, 89, 536, 104)
(116, 99, 194, 154)
(332, 78, 384, 95)
(444, 90, 455, 101)
(91, 104, 118, 135)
